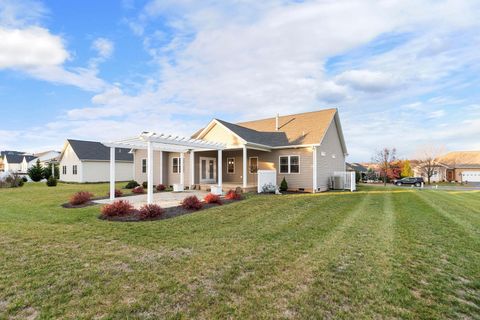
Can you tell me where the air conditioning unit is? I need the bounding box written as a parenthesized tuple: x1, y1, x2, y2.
(332, 176, 343, 190)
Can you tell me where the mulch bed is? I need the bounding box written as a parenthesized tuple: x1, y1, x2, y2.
(61, 201, 97, 209)
(99, 198, 242, 222)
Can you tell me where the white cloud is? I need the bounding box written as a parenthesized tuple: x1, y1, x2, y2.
(335, 70, 400, 92)
(0, 27, 69, 68)
(92, 38, 114, 59)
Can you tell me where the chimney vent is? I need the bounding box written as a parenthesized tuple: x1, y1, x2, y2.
(275, 113, 279, 131)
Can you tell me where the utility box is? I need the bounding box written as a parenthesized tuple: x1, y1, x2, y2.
(257, 170, 277, 193)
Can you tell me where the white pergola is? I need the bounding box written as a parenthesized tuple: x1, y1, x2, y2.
(103, 132, 226, 204)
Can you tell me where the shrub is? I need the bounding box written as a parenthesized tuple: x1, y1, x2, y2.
(138, 204, 165, 219)
(204, 193, 222, 205)
(225, 189, 242, 200)
(22, 176, 28, 182)
(16, 179, 24, 187)
(46, 176, 57, 187)
(107, 189, 123, 197)
(279, 177, 288, 192)
(27, 159, 44, 182)
(156, 184, 166, 191)
(69, 191, 94, 205)
(132, 186, 145, 194)
(181, 195, 203, 210)
(142, 181, 148, 189)
(101, 200, 134, 217)
(125, 180, 140, 189)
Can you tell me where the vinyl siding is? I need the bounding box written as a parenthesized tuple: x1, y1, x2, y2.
(316, 120, 346, 191)
(59, 144, 83, 183)
(82, 161, 133, 182)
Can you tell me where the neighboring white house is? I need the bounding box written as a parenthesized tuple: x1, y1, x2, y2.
(2, 152, 37, 173)
(58, 139, 134, 183)
(28, 150, 61, 168)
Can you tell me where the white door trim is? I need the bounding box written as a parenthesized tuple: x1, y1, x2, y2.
(200, 157, 216, 183)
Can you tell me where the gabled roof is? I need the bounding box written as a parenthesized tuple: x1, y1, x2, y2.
(66, 139, 133, 162)
(193, 108, 347, 152)
(346, 162, 368, 172)
(4, 154, 36, 164)
(437, 151, 480, 168)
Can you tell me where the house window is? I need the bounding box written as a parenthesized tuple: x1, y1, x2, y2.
(172, 157, 182, 173)
(72, 165, 78, 175)
(249, 157, 258, 174)
(62, 166, 67, 175)
(227, 157, 235, 174)
(279, 155, 300, 174)
(142, 159, 147, 173)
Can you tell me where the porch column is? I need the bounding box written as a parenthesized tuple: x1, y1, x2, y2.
(159, 151, 163, 184)
(147, 141, 153, 204)
(243, 146, 247, 188)
(217, 149, 222, 189)
(190, 150, 195, 188)
(180, 152, 185, 186)
(109, 147, 115, 201)
(312, 146, 317, 193)
(51, 162, 55, 178)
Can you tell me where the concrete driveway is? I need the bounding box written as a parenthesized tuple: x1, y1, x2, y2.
(94, 190, 209, 209)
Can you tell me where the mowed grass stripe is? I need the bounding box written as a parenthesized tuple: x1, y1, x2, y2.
(389, 191, 480, 319)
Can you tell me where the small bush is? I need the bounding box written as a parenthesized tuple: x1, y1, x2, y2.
(156, 184, 166, 191)
(69, 191, 94, 205)
(181, 195, 203, 210)
(107, 189, 123, 197)
(16, 179, 25, 187)
(279, 177, 288, 192)
(125, 180, 140, 189)
(204, 193, 222, 205)
(101, 200, 134, 217)
(225, 189, 242, 200)
(22, 176, 28, 182)
(138, 204, 165, 219)
(142, 181, 148, 189)
(46, 176, 57, 187)
(132, 186, 145, 194)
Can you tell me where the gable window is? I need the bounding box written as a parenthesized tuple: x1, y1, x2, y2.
(142, 159, 147, 173)
(172, 157, 182, 174)
(279, 155, 300, 174)
(62, 166, 67, 175)
(72, 165, 78, 175)
(249, 157, 258, 174)
(227, 157, 235, 174)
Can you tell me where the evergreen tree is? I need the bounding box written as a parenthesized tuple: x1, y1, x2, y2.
(279, 177, 288, 192)
(43, 164, 59, 179)
(401, 160, 413, 178)
(27, 159, 44, 182)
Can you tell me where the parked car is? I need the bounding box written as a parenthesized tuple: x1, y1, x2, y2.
(393, 177, 424, 187)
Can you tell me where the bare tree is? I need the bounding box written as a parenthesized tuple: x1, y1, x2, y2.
(415, 145, 445, 184)
(372, 147, 397, 186)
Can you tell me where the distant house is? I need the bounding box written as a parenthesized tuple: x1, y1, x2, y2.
(29, 150, 61, 168)
(413, 151, 480, 182)
(1, 151, 36, 173)
(346, 162, 368, 180)
(58, 139, 133, 183)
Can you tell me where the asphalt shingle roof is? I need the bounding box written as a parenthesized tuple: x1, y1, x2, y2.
(3, 154, 36, 164)
(68, 139, 133, 162)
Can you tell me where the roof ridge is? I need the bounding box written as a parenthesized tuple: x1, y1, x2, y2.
(237, 108, 337, 124)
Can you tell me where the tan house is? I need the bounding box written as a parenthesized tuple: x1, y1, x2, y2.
(413, 151, 480, 183)
(128, 108, 347, 193)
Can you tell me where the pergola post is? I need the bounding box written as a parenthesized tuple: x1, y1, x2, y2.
(159, 151, 163, 184)
(312, 146, 317, 193)
(51, 162, 55, 178)
(180, 152, 185, 186)
(217, 149, 222, 190)
(190, 150, 195, 188)
(109, 147, 115, 201)
(243, 146, 247, 188)
(147, 141, 153, 204)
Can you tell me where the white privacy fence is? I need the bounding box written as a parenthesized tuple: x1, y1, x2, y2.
(257, 170, 277, 193)
(332, 171, 356, 192)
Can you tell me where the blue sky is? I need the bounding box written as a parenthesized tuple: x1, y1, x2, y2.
(1, 0, 480, 161)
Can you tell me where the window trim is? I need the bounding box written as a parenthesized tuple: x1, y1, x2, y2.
(72, 165, 78, 175)
(141, 158, 147, 173)
(62, 165, 67, 175)
(227, 157, 235, 174)
(248, 156, 258, 174)
(278, 155, 301, 174)
(172, 157, 182, 174)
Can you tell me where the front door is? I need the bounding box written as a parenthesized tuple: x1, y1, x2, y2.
(200, 157, 216, 183)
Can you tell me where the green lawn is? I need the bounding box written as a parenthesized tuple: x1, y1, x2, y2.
(0, 183, 479, 319)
